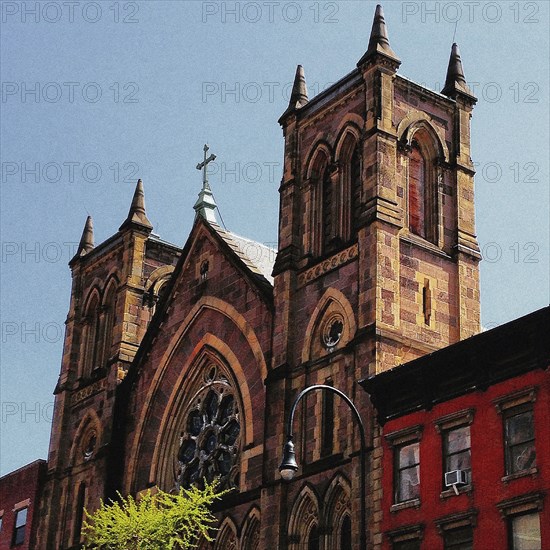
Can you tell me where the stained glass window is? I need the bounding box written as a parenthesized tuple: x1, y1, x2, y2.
(176, 364, 241, 490)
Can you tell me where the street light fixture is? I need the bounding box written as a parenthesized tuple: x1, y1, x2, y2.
(279, 384, 367, 550)
(279, 436, 298, 481)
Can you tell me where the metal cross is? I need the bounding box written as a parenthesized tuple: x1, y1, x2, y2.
(196, 144, 216, 189)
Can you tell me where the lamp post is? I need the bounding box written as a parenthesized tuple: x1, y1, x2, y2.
(279, 384, 367, 550)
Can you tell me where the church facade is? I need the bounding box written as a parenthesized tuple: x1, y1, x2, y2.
(32, 5, 488, 549)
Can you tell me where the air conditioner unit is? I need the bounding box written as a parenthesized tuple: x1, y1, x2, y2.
(445, 470, 467, 487)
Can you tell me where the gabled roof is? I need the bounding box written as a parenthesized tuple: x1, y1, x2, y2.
(212, 224, 276, 285)
(120, 217, 276, 387)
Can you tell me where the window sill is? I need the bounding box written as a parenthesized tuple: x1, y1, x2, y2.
(391, 499, 421, 513)
(502, 467, 538, 483)
(400, 232, 450, 259)
(440, 484, 472, 499)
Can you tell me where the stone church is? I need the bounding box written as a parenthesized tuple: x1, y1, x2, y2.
(36, 5, 482, 549)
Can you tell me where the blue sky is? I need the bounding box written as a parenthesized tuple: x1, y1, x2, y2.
(0, 1, 548, 475)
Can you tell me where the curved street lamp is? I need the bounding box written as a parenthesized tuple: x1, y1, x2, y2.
(279, 384, 367, 550)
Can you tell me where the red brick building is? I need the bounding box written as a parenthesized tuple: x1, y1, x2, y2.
(361, 307, 549, 549)
(7, 4, 545, 549)
(0, 460, 45, 550)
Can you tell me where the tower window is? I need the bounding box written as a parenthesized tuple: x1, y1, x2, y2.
(350, 146, 361, 234)
(322, 167, 333, 253)
(408, 141, 427, 239)
(321, 379, 334, 456)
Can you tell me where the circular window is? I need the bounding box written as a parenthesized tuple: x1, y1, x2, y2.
(322, 315, 344, 349)
(176, 365, 241, 490)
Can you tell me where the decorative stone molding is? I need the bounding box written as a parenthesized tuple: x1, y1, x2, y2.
(298, 244, 358, 287)
(71, 378, 106, 406)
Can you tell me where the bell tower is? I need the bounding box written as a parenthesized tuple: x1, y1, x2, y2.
(264, 5, 481, 548)
(37, 180, 181, 548)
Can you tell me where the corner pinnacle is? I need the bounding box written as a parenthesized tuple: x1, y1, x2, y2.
(358, 5, 400, 67)
(441, 43, 476, 101)
(279, 65, 309, 124)
(119, 179, 153, 231)
(78, 215, 94, 256)
(70, 215, 94, 265)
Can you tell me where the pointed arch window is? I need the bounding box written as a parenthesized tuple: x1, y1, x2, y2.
(407, 131, 439, 244)
(324, 475, 352, 550)
(214, 519, 238, 550)
(322, 166, 334, 254)
(73, 482, 86, 545)
(408, 141, 427, 238)
(340, 515, 352, 550)
(176, 362, 241, 491)
(99, 283, 117, 369)
(81, 293, 100, 377)
(241, 511, 261, 550)
(336, 130, 361, 243)
(349, 146, 361, 234)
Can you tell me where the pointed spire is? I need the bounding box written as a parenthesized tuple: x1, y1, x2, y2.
(119, 179, 153, 231)
(70, 215, 94, 265)
(78, 216, 94, 255)
(441, 43, 476, 101)
(358, 5, 400, 67)
(278, 65, 309, 124)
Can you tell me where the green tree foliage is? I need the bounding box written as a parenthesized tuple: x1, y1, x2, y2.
(83, 482, 227, 549)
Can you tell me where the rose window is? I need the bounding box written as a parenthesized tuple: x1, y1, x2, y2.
(176, 365, 241, 490)
(322, 314, 344, 350)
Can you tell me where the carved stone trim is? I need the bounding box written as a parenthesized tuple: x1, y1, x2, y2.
(71, 379, 106, 406)
(298, 244, 358, 287)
